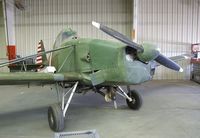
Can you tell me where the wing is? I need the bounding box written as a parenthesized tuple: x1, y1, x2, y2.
(169, 54, 190, 62)
(0, 72, 82, 85)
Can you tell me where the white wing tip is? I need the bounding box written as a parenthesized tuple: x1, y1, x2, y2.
(179, 68, 184, 72)
(183, 55, 190, 59)
(92, 21, 100, 29)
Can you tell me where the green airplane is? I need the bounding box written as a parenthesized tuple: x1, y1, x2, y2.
(0, 21, 184, 132)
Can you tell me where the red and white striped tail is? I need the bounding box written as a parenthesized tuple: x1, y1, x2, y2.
(36, 40, 43, 65)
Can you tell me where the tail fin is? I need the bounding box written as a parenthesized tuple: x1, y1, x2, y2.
(36, 40, 48, 68)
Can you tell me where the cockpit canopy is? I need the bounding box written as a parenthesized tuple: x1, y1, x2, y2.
(53, 28, 77, 49)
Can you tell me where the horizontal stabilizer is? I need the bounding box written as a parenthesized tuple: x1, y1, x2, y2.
(0, 45, 73, 68)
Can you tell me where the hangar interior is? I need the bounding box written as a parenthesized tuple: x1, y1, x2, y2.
(1, 0, 200, 79)
(0, 0, 200, 138)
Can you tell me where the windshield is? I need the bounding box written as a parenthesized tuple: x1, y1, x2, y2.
(53, 28, 77, 49)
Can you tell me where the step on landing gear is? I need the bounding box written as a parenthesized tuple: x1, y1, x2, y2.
(48, 82, 78, 132)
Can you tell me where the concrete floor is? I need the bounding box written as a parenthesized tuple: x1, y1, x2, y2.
(0, 80, 199, 138)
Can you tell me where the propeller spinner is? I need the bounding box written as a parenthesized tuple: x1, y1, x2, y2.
(92, 21, 183, 72)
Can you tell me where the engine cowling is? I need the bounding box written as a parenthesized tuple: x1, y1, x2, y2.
(137, 43, 160, 62)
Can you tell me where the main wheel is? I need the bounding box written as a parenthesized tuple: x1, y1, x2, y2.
(48, 104, 64, 132)
(126, 90, 142, 110)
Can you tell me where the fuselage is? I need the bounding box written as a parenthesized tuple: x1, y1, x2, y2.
(51, 37, 155, 86)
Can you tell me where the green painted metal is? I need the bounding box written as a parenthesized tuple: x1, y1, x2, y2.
(0, 72, 81, 85)
(0, 72, 56, 84)
(137, 43, 159, 62)
(89, 39, 124, 70)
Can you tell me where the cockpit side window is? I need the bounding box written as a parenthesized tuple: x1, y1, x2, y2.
(53, 29, 77, 49)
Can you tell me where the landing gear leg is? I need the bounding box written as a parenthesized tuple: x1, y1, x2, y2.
(48, 82, 79, 132)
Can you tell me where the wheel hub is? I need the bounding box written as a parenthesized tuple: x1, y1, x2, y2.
(131, 98, 136, 104)
(50, 113, 54, 125)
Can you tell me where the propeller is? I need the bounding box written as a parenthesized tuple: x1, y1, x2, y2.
(92, 21, 183, 72)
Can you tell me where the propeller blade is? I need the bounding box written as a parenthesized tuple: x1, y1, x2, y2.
(155, 54, 183, 72)
(92, 21, 144, 52)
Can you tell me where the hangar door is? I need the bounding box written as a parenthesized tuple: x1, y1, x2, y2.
(136, 0, 200, 80)
(14, 0, 133, 57)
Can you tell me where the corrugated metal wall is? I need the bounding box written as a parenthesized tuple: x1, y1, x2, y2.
(0, 1, 8, 72)
(14, 0, 133, 57)
(137, 0, 200, 80)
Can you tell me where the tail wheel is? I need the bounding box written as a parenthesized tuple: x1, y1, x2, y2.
(126, 90, 142, 110)
(48, 104, 64, 132)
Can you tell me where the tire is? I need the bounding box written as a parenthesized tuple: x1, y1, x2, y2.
(48, 104, 64, 132)
(126, 90, 142, 110)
